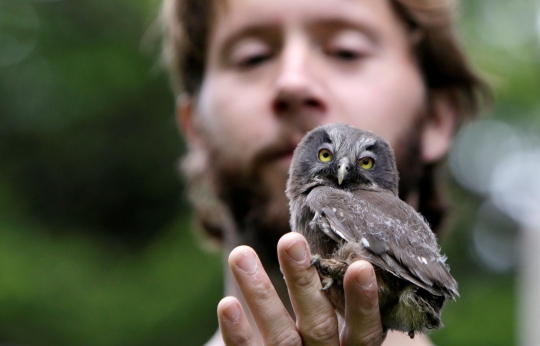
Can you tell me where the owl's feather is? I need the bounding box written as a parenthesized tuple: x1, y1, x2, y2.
(304, 186, 458, 299)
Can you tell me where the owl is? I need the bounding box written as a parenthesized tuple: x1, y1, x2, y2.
(285, 123, 458, 338)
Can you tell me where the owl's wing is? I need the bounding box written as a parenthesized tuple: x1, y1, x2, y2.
(306, 186, 458, 299)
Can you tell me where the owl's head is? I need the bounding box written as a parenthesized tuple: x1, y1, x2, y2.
(287, 123, 399, 197)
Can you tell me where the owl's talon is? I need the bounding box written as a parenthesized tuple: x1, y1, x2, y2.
(309, 255, 321, 268)
(310, 255, 348, 289)
(320, 277, 334, 291)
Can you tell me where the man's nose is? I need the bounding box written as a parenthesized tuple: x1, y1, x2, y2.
(272, 38, 325, 116)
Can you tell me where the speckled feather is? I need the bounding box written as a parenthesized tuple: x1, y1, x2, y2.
(286, 123, 458, 337)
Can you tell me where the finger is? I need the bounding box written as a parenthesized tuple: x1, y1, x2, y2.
(342, 261, 385, 346)
(229, 246, 302, 345)
(277, 233, 339, 345)
(218, 297, 257, 346)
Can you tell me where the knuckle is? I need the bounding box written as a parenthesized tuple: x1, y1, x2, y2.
(228, 331, 254, 346)
(267, 329, 302, 346)
(363, 282, 379, 300)
(242, 269, 275, 300)
(290, 270, 318, 291)
(343, 323, 384, 346)
(360, 291, 379, 312)
(360, 327, 384, 346)
(251, 275, 276, 300)
(360, 294, 378, 312)
(302, 314, 337, 343)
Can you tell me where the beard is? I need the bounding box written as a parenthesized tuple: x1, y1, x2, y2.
(211, 159, 291, 266)
(185, 116, 317, 266)
(182, 115, 427, 269)
(394, 116, 424, 202)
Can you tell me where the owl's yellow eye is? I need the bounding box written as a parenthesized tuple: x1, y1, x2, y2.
(318, 149, 333, 162)
(359, 157, 375, 170)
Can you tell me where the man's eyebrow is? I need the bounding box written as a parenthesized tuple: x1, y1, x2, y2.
(308, 17, 381, 45)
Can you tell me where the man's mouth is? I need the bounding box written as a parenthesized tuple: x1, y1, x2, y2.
(273, 146, 296, 169)
(279, 152, 294, 167)
(255, 130, 307, 171)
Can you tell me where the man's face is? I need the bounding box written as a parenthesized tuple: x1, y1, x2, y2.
(186, 0, 441, 245)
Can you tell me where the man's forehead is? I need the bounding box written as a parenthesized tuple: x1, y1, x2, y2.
(213, 0, 397, 32)
(209, 0, 402, 53)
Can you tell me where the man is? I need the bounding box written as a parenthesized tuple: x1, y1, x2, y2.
(161, 0, 487, 344)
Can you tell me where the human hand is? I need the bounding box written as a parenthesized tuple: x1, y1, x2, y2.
(217, 232, 385, 345)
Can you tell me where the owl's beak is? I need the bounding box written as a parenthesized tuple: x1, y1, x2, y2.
(337, 159, 351, 185)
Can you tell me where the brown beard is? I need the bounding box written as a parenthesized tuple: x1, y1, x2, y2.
(192, 117, 317, 267)
(182, 117, 428, 269)
(211, 160, 290, 267)
(394, 117, 424, 202)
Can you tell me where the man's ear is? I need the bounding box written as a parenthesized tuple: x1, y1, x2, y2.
(176, 93, 202, 149)
(421, 90, 459, 163)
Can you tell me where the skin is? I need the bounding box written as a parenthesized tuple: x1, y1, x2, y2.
(179, 0, 458, 344)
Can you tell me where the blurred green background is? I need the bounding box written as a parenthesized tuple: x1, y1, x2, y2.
(1, 0, 539, 344)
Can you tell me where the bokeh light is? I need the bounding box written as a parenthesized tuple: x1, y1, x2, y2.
(449, 120, 523, 196)
(472, 201, 519, 273)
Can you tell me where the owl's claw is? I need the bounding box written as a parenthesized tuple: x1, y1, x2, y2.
(320, 277, 334, 291)
(309, 254, 348, 290)
(310, 255, 335, 289)
(309, 255, 321, 268)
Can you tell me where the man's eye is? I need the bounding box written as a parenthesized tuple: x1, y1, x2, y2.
(324, 29, 373, 63)
(237, 54, 273, 68)
(330, 49, 360, 61)
(228, 37, 274, 70)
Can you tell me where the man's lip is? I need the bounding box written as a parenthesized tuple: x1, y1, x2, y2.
(258, 133, 304, 169)
(277, 151, 294, 166)
(272, 146, 297, 168)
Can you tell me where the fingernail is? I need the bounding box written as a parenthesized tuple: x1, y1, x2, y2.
(355, 264, 374, 290)
(223, 302, 240, 323)
(236, 250, 257, 274)
(286, 240, 307, 263)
